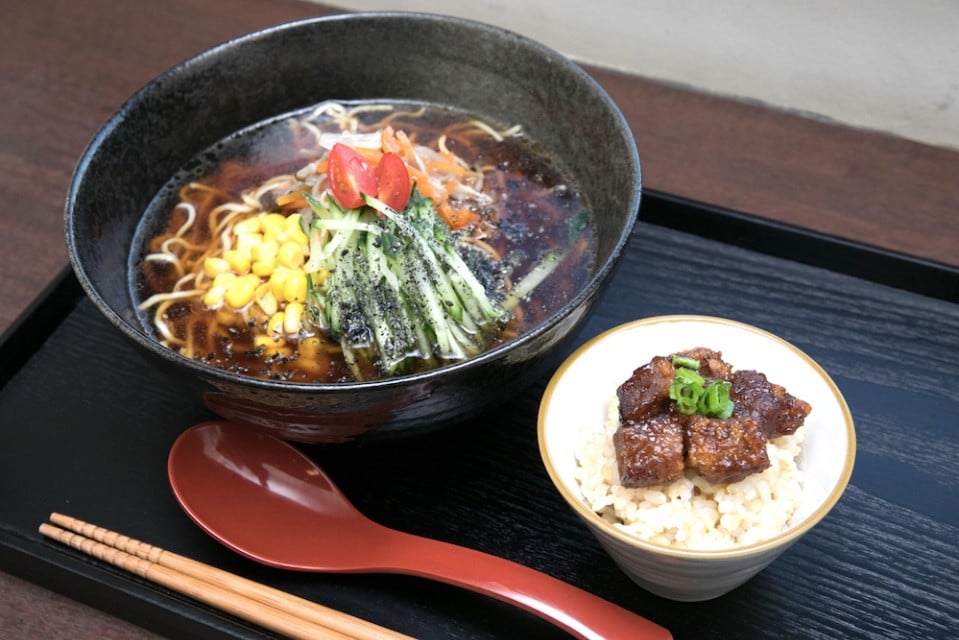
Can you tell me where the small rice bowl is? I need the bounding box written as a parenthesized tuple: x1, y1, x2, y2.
(574, 397, 823, 550)
(540, 316, 855, 600)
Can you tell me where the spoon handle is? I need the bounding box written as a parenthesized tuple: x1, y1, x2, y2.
(386, 530, 671, 640)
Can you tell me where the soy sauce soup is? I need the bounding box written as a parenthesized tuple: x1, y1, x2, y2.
(132, 101, 593, 382)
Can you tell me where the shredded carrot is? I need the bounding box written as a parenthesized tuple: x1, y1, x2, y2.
(428, 156, 468, 178)
(379, 126, 482, 230)
(394, 130, 418, 167)
(409, 170, 445, 203)
(276, 192, 308, 209)
(439, 203, 480, 230)
(355, 146, 384, 167)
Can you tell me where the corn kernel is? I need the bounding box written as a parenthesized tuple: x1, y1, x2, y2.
(252, 258, 276, 278)
(267, 311, 285, 335)
(224, 249, 251, 275)
(254, 334, 290, 357)
(284, 301, 304, 334)
(203, 256, 231, 278)
(203, 285, 225, 308)
(277, 241, 305, 269)
(250, 239, 279, 263)
(263, 213, 287, 235)
(283, 270, 307, 303)
(234, 216, 263, 235)
(225, 276, 256, 309)
(254, 334, 283, 348)
(235, 232, 263, 256)
(212, 272, 236, 288)
(285, 214, 309, 244)
(263, 220, 286, 245)
(269, 267, 290, 300)
(257, 290, 278, 316)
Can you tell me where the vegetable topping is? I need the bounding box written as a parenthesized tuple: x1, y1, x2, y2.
(668, 355, 735, 419)
(301, 186, 511, 378)
(327, 143, 379, 209)
(374, 152, 412, 211)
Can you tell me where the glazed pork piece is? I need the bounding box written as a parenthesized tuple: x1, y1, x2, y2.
(613, 413, 686, 487)
(613, 356, 685, 487)
(730, 370, 812, 437)
(684, 415, 770, 483)
(616, 356, 674, 422)
(673, 347, 732, 381)
(612, 348, 811, 488)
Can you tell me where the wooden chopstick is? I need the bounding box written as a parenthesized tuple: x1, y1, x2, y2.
(41, 513, 415, 640)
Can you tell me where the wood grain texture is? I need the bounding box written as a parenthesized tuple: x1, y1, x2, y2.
(1, 0, 958, 637)
(1, 223, 956, 639)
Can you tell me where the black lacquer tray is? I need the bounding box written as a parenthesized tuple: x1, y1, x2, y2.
(2, 192, 957, 639)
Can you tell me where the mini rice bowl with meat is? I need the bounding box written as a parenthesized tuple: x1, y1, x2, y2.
(575, 345, 824, 550)
(574, 399, 821, 550)
(538, 315, 856, 601)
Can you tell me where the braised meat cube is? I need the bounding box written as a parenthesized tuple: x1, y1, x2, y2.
(617, 356, 675, 423)
(684, 415, 770, 483)
(613, 414, 685, 488)
(610, 347, 812, 489)
(672, 347, 733, 381)
(730, 370, 811, 437)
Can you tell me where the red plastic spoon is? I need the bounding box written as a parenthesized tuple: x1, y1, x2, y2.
(168, 421, 671, 640)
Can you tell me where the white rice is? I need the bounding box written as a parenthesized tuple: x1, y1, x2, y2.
(574, 397, 819, 550)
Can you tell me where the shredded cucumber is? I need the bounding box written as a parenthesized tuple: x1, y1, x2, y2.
(302, 187, 516, 378)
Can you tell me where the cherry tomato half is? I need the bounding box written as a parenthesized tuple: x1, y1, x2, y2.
(327, 143, 378, 209)
(375, 152, 411, 211)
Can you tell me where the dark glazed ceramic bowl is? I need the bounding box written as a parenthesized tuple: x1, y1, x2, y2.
(65, 12, 641, 443)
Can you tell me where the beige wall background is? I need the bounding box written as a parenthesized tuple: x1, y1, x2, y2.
(317, 1, 959, 151)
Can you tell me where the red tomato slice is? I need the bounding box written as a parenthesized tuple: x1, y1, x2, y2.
(327, 143, 378, 209)
(375, 152, 411, 211)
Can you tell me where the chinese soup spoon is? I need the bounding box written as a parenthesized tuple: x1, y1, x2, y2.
(167, 421, 671, 640)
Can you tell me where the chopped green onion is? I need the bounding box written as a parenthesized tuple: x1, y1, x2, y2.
(669, 357, 735, 418)
(697, 379, 734, 419)
(671, 355, 701, 369)
(671, 382, 701, 414)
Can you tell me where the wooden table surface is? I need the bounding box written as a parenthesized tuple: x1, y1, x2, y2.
(1, 0, 957, 637)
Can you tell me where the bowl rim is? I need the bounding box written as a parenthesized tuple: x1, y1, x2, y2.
(537, 314, 856, 560)
(63, 10, 642, 393)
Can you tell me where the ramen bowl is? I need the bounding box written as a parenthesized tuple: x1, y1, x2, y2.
(64, 12, 641, 443)
(538, 316, 856, 601)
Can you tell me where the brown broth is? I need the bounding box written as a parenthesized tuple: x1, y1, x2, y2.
(131, 101, 594, 383)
